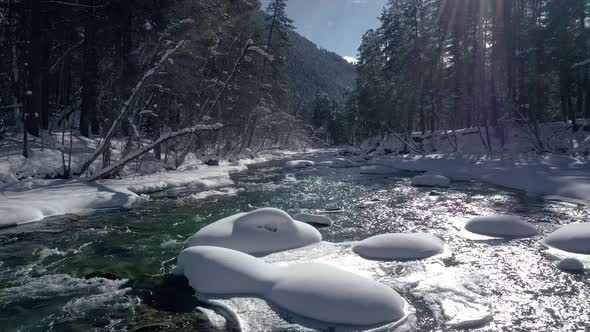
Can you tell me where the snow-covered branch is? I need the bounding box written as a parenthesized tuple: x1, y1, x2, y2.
(86, 123, 224, 182)
(78, 40, 187, 176)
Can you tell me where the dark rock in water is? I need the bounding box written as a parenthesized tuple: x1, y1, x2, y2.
(412, 137, 424, 143)
(147, 275, 199, 313)
(384, 148, 394, 155)
(85, 272, 119, 280)
(205, 159, 219, 166)
(429, 191, 441, 196)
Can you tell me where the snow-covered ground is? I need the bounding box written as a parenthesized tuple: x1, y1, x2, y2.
(0, 132, 305, 228)
(358, 122, 590, 208)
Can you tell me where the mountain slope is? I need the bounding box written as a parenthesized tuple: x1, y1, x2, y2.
(286, 30, 356, 112)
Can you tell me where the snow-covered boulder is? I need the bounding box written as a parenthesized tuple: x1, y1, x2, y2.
(557, 258, 585, 274)
(293, 213, 333, 226)
(543, 223, 590, 254)
(329, 158, 358, 168)
(187, 208, 322, 255)
(284, 173, 297, 183)
(360, 165, 399, 175)
(411, 174, 451, 188)
(465, 215, 538, 238)
(285, 160, 315, 169)
(269, 263, 405, 325)
(175, 246, 272, 295)
(353, 233, 444, 261)
(174, 246, 406, 326)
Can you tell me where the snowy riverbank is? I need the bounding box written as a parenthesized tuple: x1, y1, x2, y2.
(0, 151, 299, 228)
(368, 153, 590, 207)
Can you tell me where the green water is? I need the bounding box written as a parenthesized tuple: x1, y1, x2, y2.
(1, 156, 589, 331)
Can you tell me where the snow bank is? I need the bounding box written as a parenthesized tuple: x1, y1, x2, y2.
(0, 165, 239, 228)
(353, 233, 444, 261)
(187, 208, 322, 255)
(360, 165, 399, 175)
(557, 258, 585, 274)
(174, 246, 406, 326)
(0, 180, 139, 228)
(464, 215, 537, 238)
(329, 158, 358, 168)
(293, 213, 333, 226)
(365, 154, 590, 207)
(543, 223, 590, 254)
(285, 160, 315, 169)
(411, 174, 451, 188)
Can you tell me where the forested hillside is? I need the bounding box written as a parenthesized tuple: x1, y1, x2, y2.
(0, 0, 355, 181)
(286, 31, 357, 144)
(347, 0, 590, 153)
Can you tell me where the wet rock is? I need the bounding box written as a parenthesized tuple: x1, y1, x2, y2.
(205, 159, 219, 166)
(148, 275, 200, 312)
(85, 272, 119, 280)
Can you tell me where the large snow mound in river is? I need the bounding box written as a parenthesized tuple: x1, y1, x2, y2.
(174, 246, 406, 326)
(187, 208, 322, 255)
(543, 223, 590, 254)
(411, 174, 451, 187)
(465, 215, 537, 238)
(285, 160, 315, 168)
(353, 233, 445, 261)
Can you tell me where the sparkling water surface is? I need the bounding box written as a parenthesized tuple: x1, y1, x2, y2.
(1, 153, 588, 331)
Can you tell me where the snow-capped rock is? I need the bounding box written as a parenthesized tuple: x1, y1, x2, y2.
(285, 160, 315, 169)
(543, 223, 590, 254)
(174, 246, 406, 326)
(284, 173, 297, 183)
(557, 258, 585, 274)
(360, 165, 399, 175)
(411, 174, 451, 187)
(329, 158, 358, 168)
(269, 263, 405, 325)
(353, 233, 445, 261)
(464, 215, 537, 238)
(187, 208, 322, 255)
(293, 213, 333, 226)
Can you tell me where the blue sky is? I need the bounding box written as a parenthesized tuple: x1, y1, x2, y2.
(261, 0, 388, 58)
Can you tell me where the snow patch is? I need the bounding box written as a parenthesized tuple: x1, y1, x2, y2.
(360, 165, 399, 175)
(353, 233, 444, 261)
(557, 258, 585, 274)
(543, 223, 590, 254)
(293, 213, 333, 226)
(285, 160, 315, 169)
(464, 215, 538, 238)
(411, 174, 451, 188)
(329, 158, 358, 168)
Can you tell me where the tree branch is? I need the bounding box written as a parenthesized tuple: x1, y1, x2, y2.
(77, 40, 187, 176)
(86, 123, 224, 182)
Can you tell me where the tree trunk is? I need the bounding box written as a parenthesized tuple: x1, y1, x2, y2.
(80, 5, 98, 137)
(25, 0, 42, 138)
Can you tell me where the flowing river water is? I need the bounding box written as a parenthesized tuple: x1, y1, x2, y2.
(0, 153, 589, 331)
